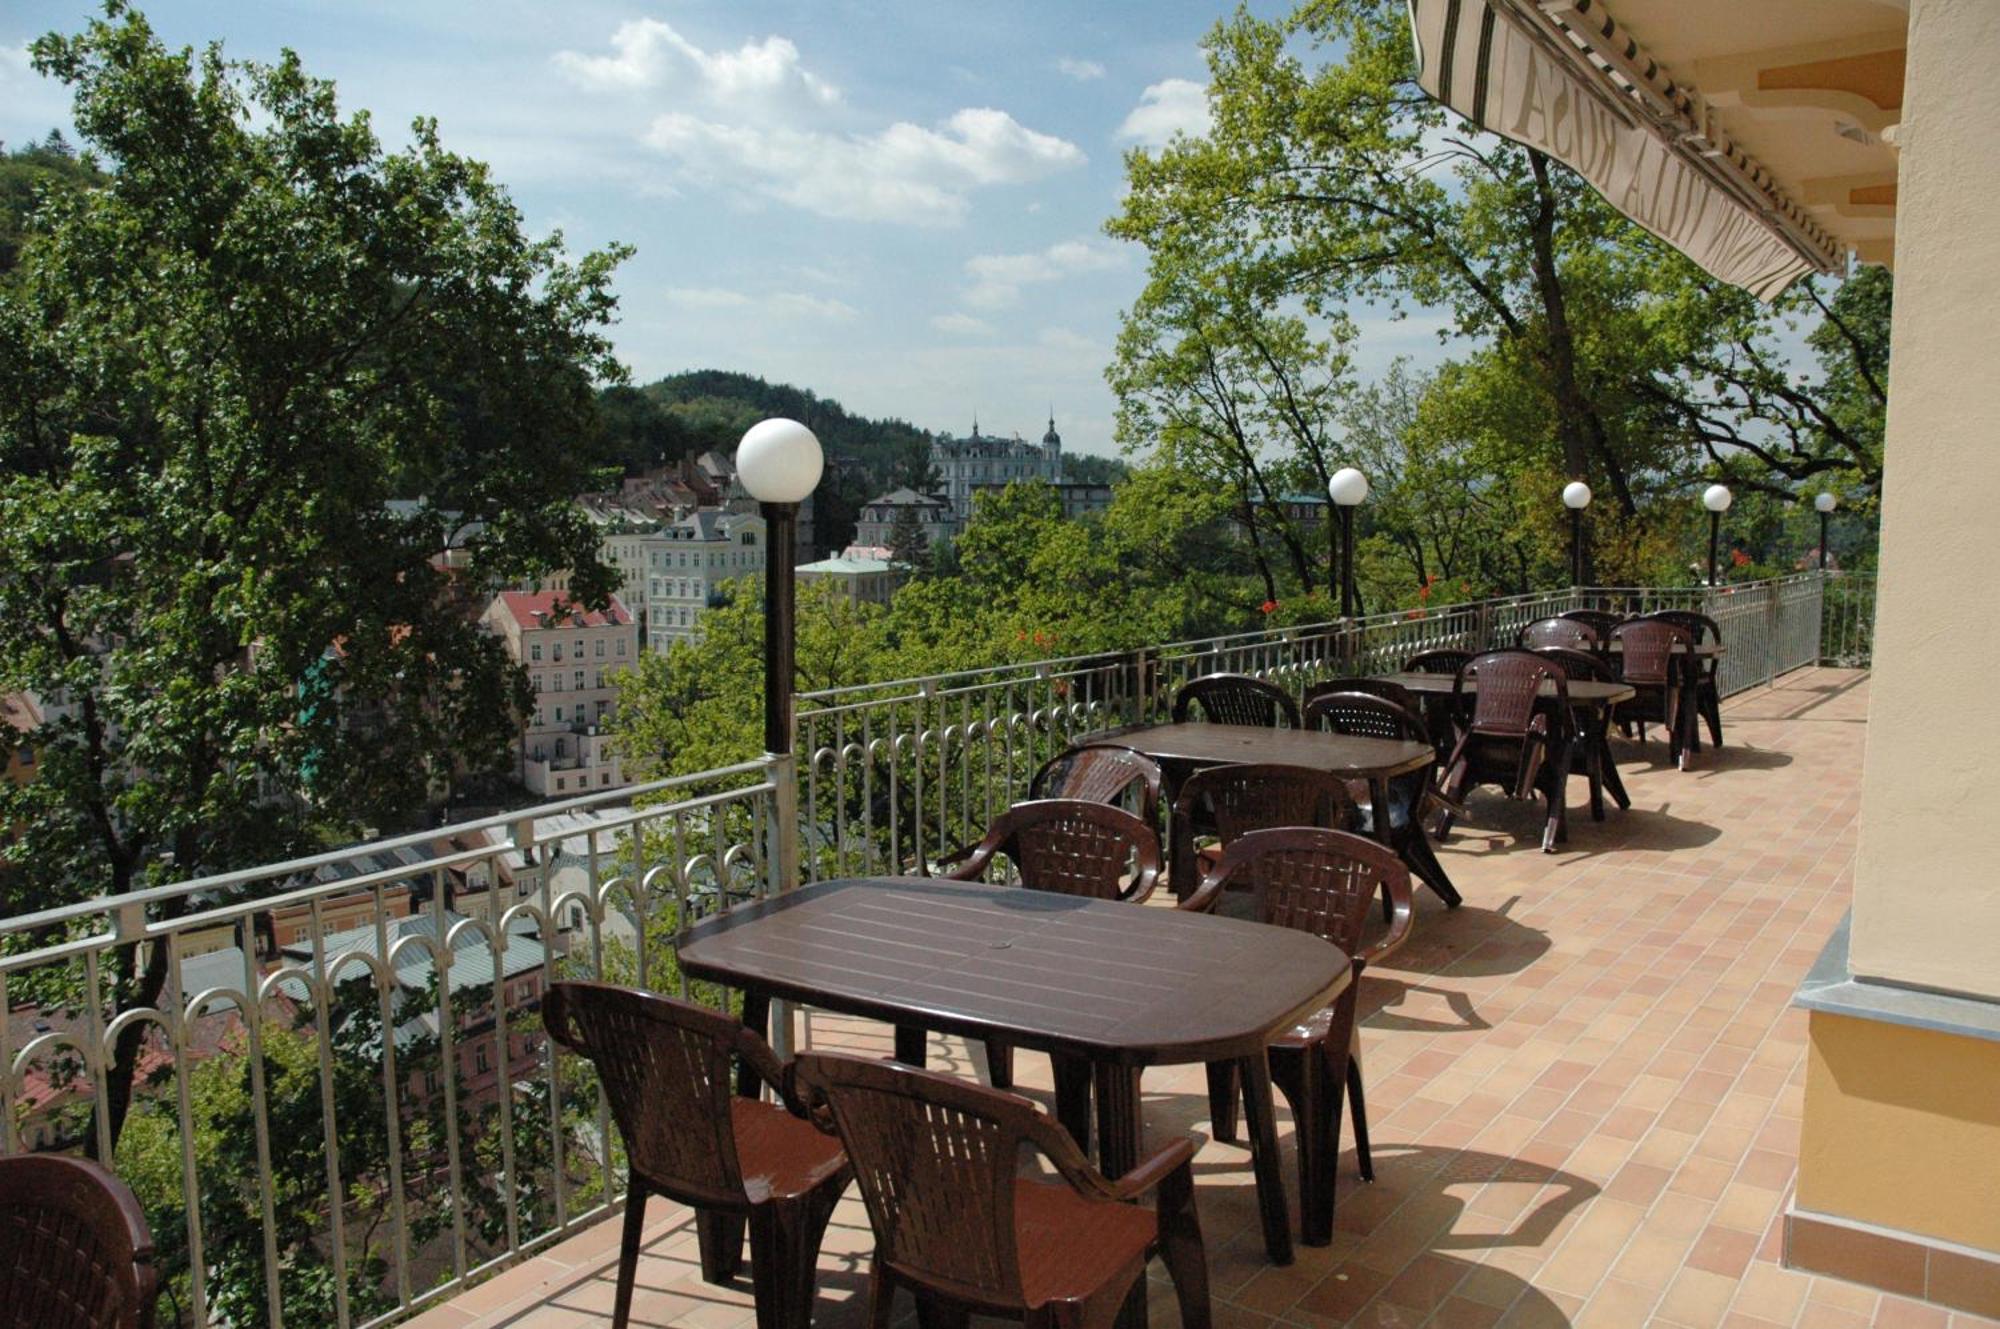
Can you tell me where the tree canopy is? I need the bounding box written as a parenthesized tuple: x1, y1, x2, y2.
(0, 3, 629, 1147)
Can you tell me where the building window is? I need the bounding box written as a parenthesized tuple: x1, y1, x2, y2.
(574, 670, 584, 690)
(601, 772, 612, 786)
(573, 639, 583, 656)
(552, 644, 563, 662)
(530, 644, 542, 661)
(474, 1045, 490, 1074)
(554, 776, 564, 791)
(615, 639, 626, 657)
(555, 705, 565, 722)
(531, 674, 542, 692)
(594, 639, 605, 658)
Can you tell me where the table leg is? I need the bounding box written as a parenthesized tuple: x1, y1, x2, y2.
(1094, 1063, 1149, 1329)
(1368, 777, 1395, 847)
(1581, 721, 1606, 822)
(1053, 1054, 1093, 1154)
(893, 1024, 928, 1068)
(1236, 1053, 1294, 1267)
(737, 989, 770, 1099)
(1597, 730, 1632, 810)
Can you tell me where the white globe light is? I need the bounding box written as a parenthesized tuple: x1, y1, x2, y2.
(735, 418, 824, 504)
(1562, 481, 1592, 510)
(1328, 467, 1369, 506)
(1814, 491, 1838, 513)
(1703, 483, 1734, 513)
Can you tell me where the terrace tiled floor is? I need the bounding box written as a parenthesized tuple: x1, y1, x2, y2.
(412, 669, 1998, 1329)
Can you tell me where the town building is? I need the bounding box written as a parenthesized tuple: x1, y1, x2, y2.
(480, 591, 637, 797)
(968, 480, 1115, 523)
(853, 488, 956, 551)
(796, 555, 903, 607)
(930, 415, 1063, 528)
(642, 509, 767, 648)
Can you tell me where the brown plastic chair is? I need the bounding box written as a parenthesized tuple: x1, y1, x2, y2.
(944, 800, 1162, 1090)
(1183, 828, 1413, 1246)
(1303, 676, 1418, 715)
(1437, 651, 1572, 853)
(1303, 691, 1460, 909)
(932, 746, 1164, 875)
(1517, 617, 1598, 651)
(0, 1154, 158, 1329)
(1168, 763, 1354, 900)
(1027, 743, 1163, 829)
(1644, 610, 1724, 747)
(1402, 648, 1473, 675)
(793, 1051, 1211, 1329)
(1170, 673, 1300, 728)
(543, 983, 852, 1329)
(1612, 619, 1695, 767)
(944, 799, 1162, 903)
(1560, 609, 1627, 639)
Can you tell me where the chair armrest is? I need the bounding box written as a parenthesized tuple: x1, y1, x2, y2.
(941, 837, 1002, 883)
(1106, 1135, 1197, 1203)
(1357, 870, 1414, 968)
(1177, 862, 1227, 914)
(730, 1024, 806, 1113)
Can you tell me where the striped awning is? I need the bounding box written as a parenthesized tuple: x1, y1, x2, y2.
(1408, 0, 1844, 300)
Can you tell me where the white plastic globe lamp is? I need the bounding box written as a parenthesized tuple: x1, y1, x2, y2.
(1814, 492, 1838, 514)
(1562, 481, 1592, 510)
(1703, 483, 1734, 513)
(736, 418, 824, 504)
(1328, 467, 1369, 507)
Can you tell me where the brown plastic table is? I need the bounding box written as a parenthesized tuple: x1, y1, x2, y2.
(679, 876, 1349, 1272)
(1082, 720, 1438, 892)
(1373, 672, 1638, 838)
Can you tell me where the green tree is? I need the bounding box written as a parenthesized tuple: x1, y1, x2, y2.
(0, 131, 102, 276)
(0, 5, 629, 1151)
(886, 505, 932, 573)
(1108, 0, 1886, 586)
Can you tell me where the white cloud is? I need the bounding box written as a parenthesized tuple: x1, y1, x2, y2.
(662, 287, 856, 321)
(1116, 78, 1211, 147)
(1038, 327, 1103, 354)
(559, 22, 1082, 226)
(554, 19, 841, 110)
(963, 238, 1126, 310)
(931, 312, 992, 336)
(641, 107, 1082, 226)
(1056, 57, 1107, 82)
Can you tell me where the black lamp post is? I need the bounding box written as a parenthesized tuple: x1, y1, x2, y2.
(1328, 466, 1369, 618)
(1562, 481, 1592, 587)
(1815, 491, 1837, 571)
(1703, 484, 1733, 587)
(735, 419, 824, 756)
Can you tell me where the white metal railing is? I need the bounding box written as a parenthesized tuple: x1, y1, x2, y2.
(0, 761, 781, 1329)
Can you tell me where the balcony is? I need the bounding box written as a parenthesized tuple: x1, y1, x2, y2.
(8, 573, 1942, 1329)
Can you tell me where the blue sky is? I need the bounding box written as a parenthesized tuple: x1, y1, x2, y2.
(2, 1, 1457, 457)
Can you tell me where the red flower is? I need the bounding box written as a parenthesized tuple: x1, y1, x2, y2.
(1260, 599, 1278, 615)
(1404, 608, 1425, 620)
(1730, 549, 1752, 567)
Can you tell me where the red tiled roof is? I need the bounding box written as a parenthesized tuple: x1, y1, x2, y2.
(495, 591, 632, 630)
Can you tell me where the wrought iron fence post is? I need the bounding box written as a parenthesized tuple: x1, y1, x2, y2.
(1765, 583, 1781, 687)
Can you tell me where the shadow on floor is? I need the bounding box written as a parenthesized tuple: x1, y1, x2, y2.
(1374, 894, 1550, 982)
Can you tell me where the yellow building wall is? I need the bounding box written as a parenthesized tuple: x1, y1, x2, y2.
(1800, 1011, 2000, 1252)
(1851, 0, 2000, 998)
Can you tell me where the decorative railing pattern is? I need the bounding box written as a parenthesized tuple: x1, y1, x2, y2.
(0, 571, 1877, 1327)
(0, 762, 780, 1329)
(794, 573, 1875, 884)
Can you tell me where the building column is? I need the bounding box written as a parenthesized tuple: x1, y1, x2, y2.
(1790, 1, 2000, 1316)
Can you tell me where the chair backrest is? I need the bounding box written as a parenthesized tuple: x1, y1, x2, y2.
(1303, 690, 1430, 747)
(1174, 762, 1352, 846)
(542, 982, 750, 1207)
(1644, 609, 1720, 645)
(1517, 617, 1598, 651)
(0, 1155, 157, 1329)
(1560, 609, 1626, 637)
(1197, 827, 1411, 971)
(962, 799, 1162, 901)
(793, 1052, 1052, 1307)
(1611, 619, 1690, 686)
(1404, 648, 1473, 676)
(1027, 743, 1162, 827)
(1171, 673, 1300, 728)
(1532, 645, 1617, 683)
(1304, 677, 1418, 714)
(1458, 651, 1568, 737)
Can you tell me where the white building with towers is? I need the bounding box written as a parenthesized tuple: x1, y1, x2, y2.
(929, 414, 1064, 528)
